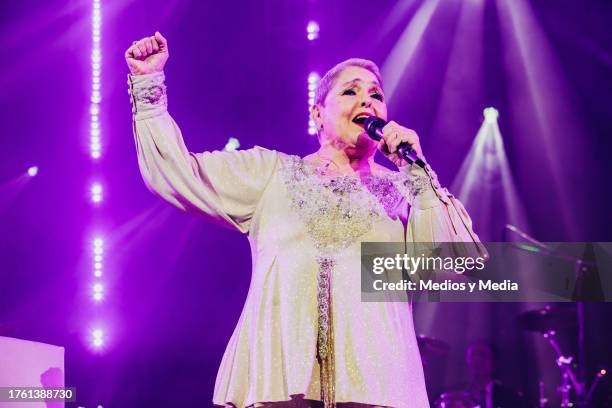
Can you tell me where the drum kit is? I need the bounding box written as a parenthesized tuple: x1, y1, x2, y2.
(424, 305, 607, 408)
(516, 305, 607, 408)
(423, 227, 608, 407)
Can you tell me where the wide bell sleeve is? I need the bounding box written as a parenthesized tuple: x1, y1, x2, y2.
(128, 72, 278, 233)
(402, 163, 488, 258)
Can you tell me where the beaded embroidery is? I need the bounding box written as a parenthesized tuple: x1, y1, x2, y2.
(128, 74, 167, 112)
(279, 155, 432, 407)
(279, 156, 416, 254)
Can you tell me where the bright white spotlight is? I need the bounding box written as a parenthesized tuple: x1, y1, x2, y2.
(92, 238, 104, 277)
(92, 282, 104, 302)
(308, 72, 320, 83)
(91, 328, 105, 348)
(27, 166, 39, 177)
(223, 137, 240, 152)
(483, 107, 499, 124)
(307, 72, 320, 135)
(90, 0, 102, 160)
(306, 21, 319, 41)
(91, 182, 103, 203)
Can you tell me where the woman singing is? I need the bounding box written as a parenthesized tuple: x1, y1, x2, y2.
(126, 31, 482, 408)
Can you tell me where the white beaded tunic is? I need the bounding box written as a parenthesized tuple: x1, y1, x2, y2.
(129, 72, 483, 408)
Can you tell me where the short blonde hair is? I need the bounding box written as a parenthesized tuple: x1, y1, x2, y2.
(314, 58, 383, 106)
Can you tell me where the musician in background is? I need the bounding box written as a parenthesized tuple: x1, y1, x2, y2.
(466, 341, 528, 408)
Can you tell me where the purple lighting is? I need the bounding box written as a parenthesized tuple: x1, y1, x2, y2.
(483, 107, 499, 124)
(27, 166, 38, 177)
(92, 282, 104, 302)
(2, 0, 610, 405)
(91, 182, 103, 203)
(90, 0, 102, 160)
(306, 21, 319, 41)
(92, 237, 104, 277)
(223, 137, 240, 152)
(308, 72, 320, 135)
(91, 328, 105, 349)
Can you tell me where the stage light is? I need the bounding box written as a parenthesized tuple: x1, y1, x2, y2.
(381, 0, 440, 100)
(306, 21, 319, 41)
(307, 72, 320, 135)
(483, 107, 499, 123)
(27, 166, 38, 177)
(92, 238, 104, 276)
(91, 182, 103, 203)
(91, 328, 105, 348)
(90, 0, 102, 160)
(92, 282, 104, 302)
(91, 93, 101, 104)
(223, 137, 240, 152)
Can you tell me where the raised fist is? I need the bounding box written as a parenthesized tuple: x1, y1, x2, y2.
(125, 31, 169, 75)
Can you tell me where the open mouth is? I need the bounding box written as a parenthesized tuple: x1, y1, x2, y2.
(352, 113, 371, 125)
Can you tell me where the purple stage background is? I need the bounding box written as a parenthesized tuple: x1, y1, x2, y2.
(1, 0, 611, 406)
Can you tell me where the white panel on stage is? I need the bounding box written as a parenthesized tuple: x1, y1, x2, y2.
(0, 336, 65, 408)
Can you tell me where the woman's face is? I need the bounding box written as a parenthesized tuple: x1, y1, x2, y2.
(315, 66, 387, 156)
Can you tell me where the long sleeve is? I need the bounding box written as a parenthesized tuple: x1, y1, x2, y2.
(128, 72, 278, 233)
(403, 163, 487, 257)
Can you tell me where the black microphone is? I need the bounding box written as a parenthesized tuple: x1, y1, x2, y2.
(362, 116, 426, 168)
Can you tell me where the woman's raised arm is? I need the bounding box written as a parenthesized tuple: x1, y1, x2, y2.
(126, 33, 278, 233)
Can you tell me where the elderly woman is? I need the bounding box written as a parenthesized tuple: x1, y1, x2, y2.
(126, 32, 481, 408)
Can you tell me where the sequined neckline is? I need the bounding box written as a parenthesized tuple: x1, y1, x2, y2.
(297, 154, 399, 182)
(279, 155, 412, 255)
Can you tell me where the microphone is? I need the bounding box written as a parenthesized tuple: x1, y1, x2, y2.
(362, 116, 426, 168)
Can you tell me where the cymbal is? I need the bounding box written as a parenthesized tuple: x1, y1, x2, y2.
(417, 334, 450, 355)
(516, 305, 577, 332)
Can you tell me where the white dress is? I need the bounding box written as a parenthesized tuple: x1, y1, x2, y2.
(128, 72, 483, 408)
